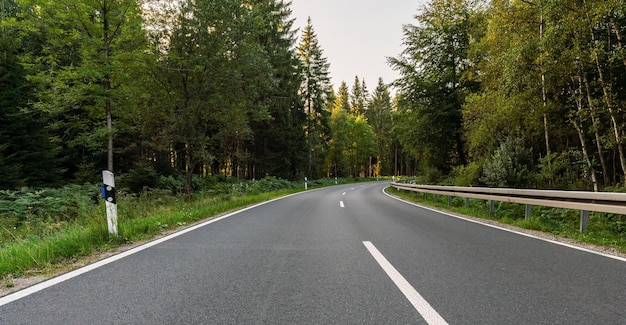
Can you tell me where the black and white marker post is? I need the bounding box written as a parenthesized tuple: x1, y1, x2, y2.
(102, 170, 118, 236)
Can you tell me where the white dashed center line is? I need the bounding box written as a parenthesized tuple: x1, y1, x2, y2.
(363, 241, 448, 325)
(340, 201, 345, 208)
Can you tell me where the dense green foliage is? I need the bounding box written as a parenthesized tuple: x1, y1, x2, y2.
(0, 0, 61, 188)
(0, 0, 397, 190)
(391, 0, 476, 175)
(7, 0, 626, 191)
(392, 0, 626, 190)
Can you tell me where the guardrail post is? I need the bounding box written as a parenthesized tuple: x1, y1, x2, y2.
(580, 210, 589, 233)
(489, 200, 495, 216)
(525, 204, 532, 219)
(448, 196, 452, 207)
(434, 194, 438, 203)
(465, 198, 470, 208)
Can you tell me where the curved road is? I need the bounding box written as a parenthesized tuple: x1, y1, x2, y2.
(1, 182, 625, 324)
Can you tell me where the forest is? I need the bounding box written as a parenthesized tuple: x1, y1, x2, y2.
(3, 0, 626, 193)
(392, 0, 626, 192)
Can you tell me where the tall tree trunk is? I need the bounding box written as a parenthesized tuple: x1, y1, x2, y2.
(540, 11, 550, 156)
(103, 0, 113, 172)
(571, 118, 598, 191)
(571, 77, 598, 192)
(583, 0, 626, 179)
(185, 143, 194, 197)
(394, 144, 398, 176)
(180, 69, 193, 196)
(610, 16, 626, 70)
(583, 73, 609, 186)
(106, 100, 113, 171)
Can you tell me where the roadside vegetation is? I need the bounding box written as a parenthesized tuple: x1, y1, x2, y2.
(388, 187, 626, 254)
(0, 177, 372, 281)
(4, 0, 626, 289)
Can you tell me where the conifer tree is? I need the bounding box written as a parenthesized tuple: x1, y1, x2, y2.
(247, 0, 306, 179)
(297, 17, 332, 178)
(350, 76, 368, 116)
(335, 81, 351, 113)
(366, 78, 394, 175)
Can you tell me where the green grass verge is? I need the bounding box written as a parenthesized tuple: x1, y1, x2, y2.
(388, 187, 626, 254)
(0, 177, 382, 280)
(0, 188, 300, 279)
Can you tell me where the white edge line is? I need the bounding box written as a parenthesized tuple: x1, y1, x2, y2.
(363, 241, 448, 325)
(382, 187, 626, 263)
(0, 191, 306, 306)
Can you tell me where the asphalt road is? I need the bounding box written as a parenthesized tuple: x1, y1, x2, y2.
(1, 182, 626, 324)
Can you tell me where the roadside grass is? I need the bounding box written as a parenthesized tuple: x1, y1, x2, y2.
(388, 187, 626, 254)
(0, 177, 378, 281)
(0, 189, 299, 279)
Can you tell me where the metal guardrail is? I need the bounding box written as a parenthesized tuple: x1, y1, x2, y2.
(390, 182, 626, 233)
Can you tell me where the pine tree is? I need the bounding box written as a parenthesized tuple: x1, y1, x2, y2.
(247, 0, 306, 179)
(297, 17, 332, 178)
(335, 81, 351, 113)
(366, 78, 394, 175)
(350, 76, 368, 116)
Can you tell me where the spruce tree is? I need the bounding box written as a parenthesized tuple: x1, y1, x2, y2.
(297, 17, 332, 178)
(365, 78, 394, 175)
(350, 76, 368, 116)
(247, 0, 306, 179)
(335, 81, 351, 113)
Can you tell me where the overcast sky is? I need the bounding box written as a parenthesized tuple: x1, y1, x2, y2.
(289, 0, 428, 90)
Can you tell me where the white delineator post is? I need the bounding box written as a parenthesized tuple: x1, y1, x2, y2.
(305, 177, 308, 190)
(102, 170, 118, 236)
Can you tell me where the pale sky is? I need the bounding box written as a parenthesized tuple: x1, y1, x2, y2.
(289, 0, 428, 90)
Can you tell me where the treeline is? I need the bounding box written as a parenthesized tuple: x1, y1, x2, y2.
(6, 0, 625, 193)
(1, 0, 404, 193)
(391, 0, 626, 191)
